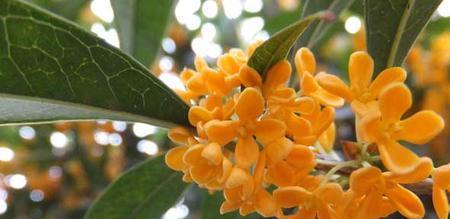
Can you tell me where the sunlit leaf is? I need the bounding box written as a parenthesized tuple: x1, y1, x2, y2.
(111, 0, 175, 66)
(364, 0, 443, 73)
(0, 0, 189, 127)
(247, 12, 325, 79)
(85, 155, 188, 219)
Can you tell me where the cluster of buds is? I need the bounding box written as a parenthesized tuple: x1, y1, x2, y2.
(165, 41, 446, 218)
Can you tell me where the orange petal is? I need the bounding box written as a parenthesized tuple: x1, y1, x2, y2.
(385, 183, 425, 219)
(386, 157, 433, 184)
(394, 110, 445, 144)
(313, 106, 335, 136)
(188, 106, 213, 126)
(266, 160, 295, 186)
(236, 88, 264, 121)
(255, 189, 278, 217)
(265, 137, 294, 166)
(368, 67, 407, 99)
(235, 137, 259, 168)
(287, 114, 313, 138)
(190, 165, 215, 184)
(263, 60, 291, 92)
(379, 83, 412, 125)
(315, 72, 353, 100)
(240, 203, 255, 216)
(286, 145, 315, 171)
(309, 89, 345, 107)
(167, 127, 191, 144)
(433, 185, 449, 219)
(203, 68, 229, 95)
(318, 123, 336, 152)
(348, 51, 374, 93)
(273, 186, 310, 208)
(378, 140, 420, 175)
(179, 68, 196, 84)
(201, 143, 223, 165)
(295, 47, 316, 77)
(239, 65, 262, 87)
(218, 54, 240, 74)
(195, 56, 208, 72)
(291, 96, 316, 115)
(349, 166, 382, 195)
(433, 164, 450, 188)
(165, 146, 188, 171)
(204, 120, 239, 145)
(183, 144, 206, 166)
(255, 119, 286, 145)
(225, 167, 250, 188)
(220, 201, 240, 214)
(186, 73, 208, 94)
(301, 73, 320, 94)
(254, 151, 266, 184)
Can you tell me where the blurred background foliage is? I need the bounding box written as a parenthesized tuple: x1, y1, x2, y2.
(0, 0, 448, 218)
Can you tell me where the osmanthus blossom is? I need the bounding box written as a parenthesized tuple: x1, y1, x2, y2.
(346, 164, 432, 219)
(164, 42, 446, 218)
(314, 51, 407, 117)
(433, 164, 450, 219)
(360, 83, 444, 174)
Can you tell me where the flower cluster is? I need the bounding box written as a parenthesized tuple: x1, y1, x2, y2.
(165, 42, 445, 218)
(407, 32, 450, 162)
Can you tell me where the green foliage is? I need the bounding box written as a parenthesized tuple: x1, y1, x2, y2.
(247, 12, 320, 79)
(364, 0, 443, 73)
(30, 0, 88, 20)
(110, 0, 175, 66)
(84, 155, 187, 219)
(0, 0, 189, 127)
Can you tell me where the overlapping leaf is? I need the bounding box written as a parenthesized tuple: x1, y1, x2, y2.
(247, 12, 323, 79)
(0, 0, 189, 127)
(365, 0, 443, 73)
(111, 0, 174, 66)
(85, 155, 187, 219)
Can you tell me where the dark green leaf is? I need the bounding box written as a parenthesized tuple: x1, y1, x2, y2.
(30, 0, 88, 20)
(201, 191, 260, 219)
(0, 0, 189, 127)
(111, 0, 174, 66)
(297, 0, 356, 48)
(247, 12, 323, 79)
(364, 0, 443, 73)
(85, 155, 188, 219)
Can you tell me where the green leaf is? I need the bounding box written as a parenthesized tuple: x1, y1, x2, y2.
(201, 191, 260, 219)
(364, 0, 443, 73)
(0, 0, 189, 127)
(297, 0, 356, 48)
(85, 155, 188, 219)
(30, 0, 89, 20)
(111, 0, 174, 66)
(247, 12, 324, 79)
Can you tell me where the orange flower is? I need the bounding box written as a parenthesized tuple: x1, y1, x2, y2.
(360, 83, 444, 174)
(265, 140, 316, 186)
(432, 164, 450, 219)
(220, 152, 280, 217)
(288, 101, 335, 146)
(316, 51, 407, 116)
(273, 183, 345, 219)
(182, 143, 233, 190)
(348, 165, 431, 219)
(204, 87, 286, 168)
(295, 48, 344, 107)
